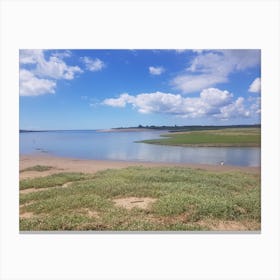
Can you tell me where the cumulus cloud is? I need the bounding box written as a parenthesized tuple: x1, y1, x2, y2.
(103, 88, 256, 119)
(248, 96, 261, 114)
(172, 74, 227, 94)
(103, 93, 133, 108)
(81, 57, 105, 72)
(19, 49, 43, 64)
(172, 50, 260, 93)
(20, 49, 83, 80)
(20, 69, 56, 96)
(19, 49, 83, 96)
(149, 66, 165, 75)
(217, 97, 250, 120)
(248, 77, 261, 93)
(51, 50, 72, 59)
(35, 56, 83, 80)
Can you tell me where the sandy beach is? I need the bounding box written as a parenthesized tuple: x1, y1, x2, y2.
(20, 154, 260, 179)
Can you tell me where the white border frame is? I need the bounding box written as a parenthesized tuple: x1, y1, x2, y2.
(1, 1, 280, 279)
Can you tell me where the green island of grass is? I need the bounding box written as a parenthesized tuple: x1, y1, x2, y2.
(20, 166, 260, 231)
(138, 128, 261, 147)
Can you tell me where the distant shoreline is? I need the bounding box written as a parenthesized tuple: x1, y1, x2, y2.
(20, 124, 261, 133)
(96, 128, 159, 132)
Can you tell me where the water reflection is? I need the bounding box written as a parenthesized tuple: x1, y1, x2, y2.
(20, 130, 260, 166)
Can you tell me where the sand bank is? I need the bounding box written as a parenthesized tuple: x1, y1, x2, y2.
(20, 154, 260, 179)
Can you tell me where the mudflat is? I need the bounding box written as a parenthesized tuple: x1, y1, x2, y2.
(20, 154, 260, 179)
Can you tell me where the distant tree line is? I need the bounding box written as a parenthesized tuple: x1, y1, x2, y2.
(116, 124, 261, 132)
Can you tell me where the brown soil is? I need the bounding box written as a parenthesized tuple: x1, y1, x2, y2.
(113, 197, 157, 210)
(20, 212, 34, 219)
(75, 208, 100, 218)
(197, 219, 260, 231)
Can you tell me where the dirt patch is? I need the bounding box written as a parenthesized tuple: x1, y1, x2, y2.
(87, 210, 99, 218)
(145, 212, 192, 225)
(20, 202, 34, 208)
(77, 208, 100, 218)
(19, 169, 64, 180)
(113, 197, 157, 210)
(20, 212, 34, 219)
(61, 182, 73, 188)
(197, 219, 260, 231)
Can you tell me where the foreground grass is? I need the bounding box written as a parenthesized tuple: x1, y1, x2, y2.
(20, 172, 94, 190)
(19, 167, 261, 231)
(139, 128, 261, 147)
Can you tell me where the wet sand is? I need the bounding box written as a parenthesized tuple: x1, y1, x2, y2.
(20, 154, 260, 179)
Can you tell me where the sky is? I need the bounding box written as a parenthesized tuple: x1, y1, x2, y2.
(19, 49, 261, 130)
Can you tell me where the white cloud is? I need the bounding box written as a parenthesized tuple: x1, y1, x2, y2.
(103, 93, 133, 108)
(171, 50, 260, 93)
(248, 77, 261, 93)
(172, 74, 227, 94)
(20, 49, 83, 80)
(19, 49, 43, 64)
(51, 50, 72, 59)
(222, 50, 260, 71)
(149, 66, 165, 75)
(248, 96, 261, 114)
(19, 49, 83, 96)
(81, 57, 105, 72)
(200, 88, 233, 106)
(217, 97, 250, 120)
(35, 55, 83, 80)
(103, 88, 254, 119)
(19, 69, 56, 96)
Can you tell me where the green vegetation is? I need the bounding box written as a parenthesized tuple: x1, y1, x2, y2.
(113, 124, 260, 132)
(20, 172, 94, 190)
(20, 167, 260, 231)
(20, 165, 54, 173)
(139, 128, 261, 147)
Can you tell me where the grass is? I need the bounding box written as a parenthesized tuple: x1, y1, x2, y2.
(19, 166, 261, 231)
(20, 172, 94, 190)
(138, 128, 261, 147)
(20, 165, 54, 172)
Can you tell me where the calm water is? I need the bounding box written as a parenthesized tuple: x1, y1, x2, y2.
(20, 130, 260, 166)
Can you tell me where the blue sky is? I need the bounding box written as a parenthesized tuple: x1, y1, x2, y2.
(19, 49, 261, 130)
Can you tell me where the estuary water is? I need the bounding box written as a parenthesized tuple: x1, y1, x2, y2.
(19, 130, 260, 167)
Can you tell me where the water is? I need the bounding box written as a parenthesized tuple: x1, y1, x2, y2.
(20, 130, 260, 166)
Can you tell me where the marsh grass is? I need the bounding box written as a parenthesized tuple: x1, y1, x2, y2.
(139, 128, 261, 147)
(19, 167, 260, 231)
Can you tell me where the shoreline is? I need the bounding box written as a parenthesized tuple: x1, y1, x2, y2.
(20, 154, 260, 179)
(96, 128, 159, 132)
(137, 141, 261, 148)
